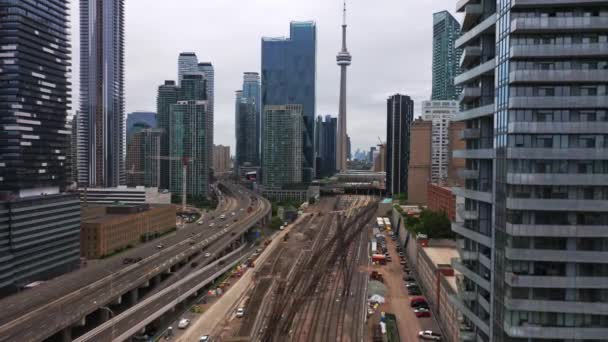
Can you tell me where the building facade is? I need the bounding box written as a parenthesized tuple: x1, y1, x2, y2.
(0, 0, 80, 295)
(213, 145, 231, 175)
(422, 100, 460, 184)
(451, 1, 608, 341)
(126, 112, 156, 141)
(262, 105, 303, 188)
(242, 72, 261, 160)
(428, 183, 457, 221)
(156, 81, 179, 190)
(177, 52, 199, 85)
(78, 0, 126, 187)
(407, 119, 432, 205)
(315, 115, 337, 178)
(373, 144, 387, 173)
(432, 11, 462, 101)
(262, 21, 316, 183)
(79, 186, 171, 205)
(236, 97, 259, 169)
(386, 94, 414, 197)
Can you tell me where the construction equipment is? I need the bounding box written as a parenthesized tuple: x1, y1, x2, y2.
(148, 155, 193, 211)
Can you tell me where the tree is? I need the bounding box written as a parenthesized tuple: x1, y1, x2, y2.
(413, 209, 454, 239)
(268, 217, 283, 230)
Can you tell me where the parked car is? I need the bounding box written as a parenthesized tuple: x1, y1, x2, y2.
(414, 307, 431, 318)
(406, 282, 418, 288)
(418, 330, 441, 340)
(410, 297, 427, 307)
(204, 252, 211, 258)
(236, 307, 245, 318)
(199, 335, 211, 342)
(156, 244, 164, 249)
(178, 318, 190, 329)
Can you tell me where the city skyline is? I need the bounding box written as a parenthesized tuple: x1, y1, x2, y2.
(68, 0, 457, 151)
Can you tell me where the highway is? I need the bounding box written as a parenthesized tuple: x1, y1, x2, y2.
(0, 182, 271, 342)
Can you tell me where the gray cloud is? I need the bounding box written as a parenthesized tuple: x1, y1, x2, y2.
(70, 0, 457, 152)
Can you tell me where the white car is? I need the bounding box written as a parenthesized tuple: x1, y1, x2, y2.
(219, 214, 226, 220)
(418, 330, 441, 340)
(209, 223, 215, 227)
(199, 335, 210, 342)
(231, 212, 236, 216)
(236, 307, 245, 318)
(156, 244, 164, 249)
(178, 318, 190, 329)
(204, 252, 211, 258)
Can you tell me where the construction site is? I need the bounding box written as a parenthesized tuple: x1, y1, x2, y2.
(212, 196, 377, 342)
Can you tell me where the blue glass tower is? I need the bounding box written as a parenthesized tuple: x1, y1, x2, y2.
(262, 21, 316, 183)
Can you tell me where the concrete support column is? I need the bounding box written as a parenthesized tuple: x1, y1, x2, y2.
(151, 274, 161, 288)
(60, 327, 72, 342)
(128, 288, 139, 306)
(99, 308, 110, 323)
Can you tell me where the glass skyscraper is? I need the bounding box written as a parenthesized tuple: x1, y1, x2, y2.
(262, 105, 303, 188)
(451, 1, 608, 341)
(262, 21, 316, 183)
(386, 94, 414, 197)
(432, 11, 462, 101)
(236, 97, 259, 169)
(156, 81, 179, 190)
(178, 52, 199, 85)
(315, 115, 338, 179)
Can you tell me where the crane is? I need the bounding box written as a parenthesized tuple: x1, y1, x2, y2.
(148, 155, 193, 212)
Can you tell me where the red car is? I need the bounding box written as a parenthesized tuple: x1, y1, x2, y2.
(414, 307, 431, 318)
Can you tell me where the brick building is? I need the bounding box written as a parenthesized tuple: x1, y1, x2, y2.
(407, 119, 432, 205)
(427, 183, 457, 221)
(80, 204, 176, 258)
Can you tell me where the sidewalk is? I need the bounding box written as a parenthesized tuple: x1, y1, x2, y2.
(177, 214, 311, 341)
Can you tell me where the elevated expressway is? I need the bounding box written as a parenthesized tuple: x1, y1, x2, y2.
(0, 182, 271, 342)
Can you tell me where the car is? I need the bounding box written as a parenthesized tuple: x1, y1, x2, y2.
(410, 297, 427, 307)
(240, 208, 244, 211)
(220, 214, 226, 220)
(197, 221, 203, 225)
(231, 212, 236, 216)
(156, 244, 164, 249)
(204, 252, 211, 258)
(414, 307, 431, 318)
(209, 223, 215, 227)
(406, 282, 418, 288)
(178, 318, 190, 329)
(199, 335, 211, 342)
(400, 260, 407, 265)
(236, 307, 245, 318)
(418, 330, 441, 340)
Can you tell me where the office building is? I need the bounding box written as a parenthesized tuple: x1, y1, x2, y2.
(213, 145, 231, 175)
(315, 115, 337, 178)
(0, 0, 81, 295)
(169, 74, 211, 198)
(386, 94, 414, 197)
(336, 3, 352, 172)
(242, 72, 262, 161)
(373, 144, 386, 173)
(126, 129, 164, 188)
(236, 97, 259, 169)
(262, 105, 303, 188)
(78, 0, 126, 187)
(407, 119, 432, 205)
(450, 1, 608, 341)
(126, 112, 156, 141)
(422, 100, 460, 184)
(79, 186, 171, 205)
(262, 21, 316, 182)
(156, 81, 179, 190)
(432, 11, 462, 101)
(81, 204, 175, 259)
(177, 52, 199, 85)
(126, 129, 145, 186)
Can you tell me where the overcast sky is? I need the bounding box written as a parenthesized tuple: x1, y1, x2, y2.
(69, 0, 458, 152)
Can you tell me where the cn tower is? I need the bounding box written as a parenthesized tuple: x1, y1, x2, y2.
(336, 1, 351, 173)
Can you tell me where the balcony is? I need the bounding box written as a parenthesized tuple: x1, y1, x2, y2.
(459, 87, 482, 103)
(453, 148, 495, 160)
(456, 14, 496, 49)
(506, 223, 608, 238)
(507, 147, 608, 160)
(453, 104, 494, 121)
(504, 320, 608, 340)
(462, 4, 483, 31)
(505, 271, 608, 289)
(507, 173, 608, 186)
(478, 293, 491, 313)
(511, 17, 608, 34)
(511, 43, 608, 59)
(507, 198, 607, 212)
(509, 69, 608, 84)
(449, 293, 491, 335)
(458, 168, 480, 179)
(460, 328, 476, 342)
(508, 121, 608, 134)
(512, 0, 608, 7)
(456, 274, 477, 300)
(459, 128, 481, 140)
(479, 252, 492, 269)
(505, 247, 608, 263)
(455, 59, 495, 86)
(452, 222, 492, 248)
(460, 46, 482, 69)
(457, 205, 479, 220)
(457, 239, 478, 261)
(509, 96, 608, 109)
(453, 187, 492, 203)
(505, 297, 608, 315)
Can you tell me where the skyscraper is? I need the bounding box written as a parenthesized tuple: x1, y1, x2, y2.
(315, 115, 337, 179)
(243, 72, 262, 159)
(336, 2, 352, 173)
(178, 52, 199, 85)
(386, 94, 414, 197)
(262, 105, 303, 188)
(156, 81, 179, 190)
(79, 0, 126, 187)
(213, 145, 231, 175)
(262, 21, 316, 183)
(431, 11, 462, 101)
(126, 112, 157, 141)
(236, 97, 259, 169)
(0, 0, 81, 295)
(451, 1, 608, 341)
(422, 100, 459, 184)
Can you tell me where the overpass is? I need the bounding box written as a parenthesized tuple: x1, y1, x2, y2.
(0, 182, 271, 342)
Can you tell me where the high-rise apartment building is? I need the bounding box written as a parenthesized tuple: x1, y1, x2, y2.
(407, 119, 432, 205)
(126, 128, 162, 188)
(78, 0, 125, 187)
(242, 72, 262, 160)
(236, 97, 259, 169)
(178, 52, 199, 85)
(0, 0, 81, 295)
(156, 81, 179, 190)
(386, 94, 414, 197)
(262, 105, 303, 188)
(432, 11, 462, 101)
(169, 74, 211, 198)
(315, 115, 337, 178)
(422, 100, 460, 184)
(262, 21, 316, 183)
(451, 1, 608, 341)
(213, 145, 231, 175)
(126, 112, 156, 140)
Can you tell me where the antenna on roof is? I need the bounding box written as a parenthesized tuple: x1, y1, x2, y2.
(342, 0, 347, 26)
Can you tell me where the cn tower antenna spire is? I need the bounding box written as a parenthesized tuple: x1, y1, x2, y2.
(343, 0, 347, 26)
